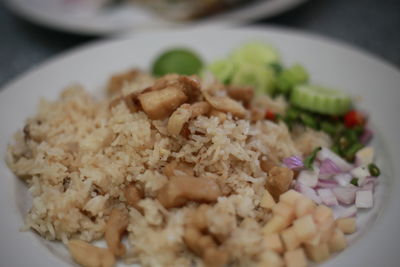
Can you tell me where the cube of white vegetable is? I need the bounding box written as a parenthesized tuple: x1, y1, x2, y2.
(350, 165, 370, 185)
(336, 217, 357, 234)
(313, 205, 334, 225)
(273, 202, 296, 222)
(328, 228, 348, 252)
(263, 215, 291, 235)
(259, 250, 284, 267)
(281, 227, 301, 251)
(355, 190, 373, 208)
(305, 243, 330, 262)
(295, 197, 316, 218)
(261, 190, 276, 210)
(293, 215, 317, 242)
(280, 190, 304, 206)
(284, 248, 307, 267)
(355, 147, 374, 166)
(264, 233, 284, 254)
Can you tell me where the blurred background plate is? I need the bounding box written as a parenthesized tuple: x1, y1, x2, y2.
(4, 0, 308, 35)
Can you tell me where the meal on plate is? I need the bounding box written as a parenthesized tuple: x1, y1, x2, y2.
(77, 0, 255, 20)
(6, 42, 380, 267)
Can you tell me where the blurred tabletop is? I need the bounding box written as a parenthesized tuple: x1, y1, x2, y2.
(0, 0, 399, 88)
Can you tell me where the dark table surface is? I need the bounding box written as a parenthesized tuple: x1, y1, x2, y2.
(0, 0, 399, 89)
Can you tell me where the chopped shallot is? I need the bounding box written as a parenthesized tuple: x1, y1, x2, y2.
(295, 183, 321, 204)
(317, 147, 353, 172)
(317, 179, 338, 189)
(319, 159, 341, 179)
(339, 205, 357, 218)
(283, 155, 304, 170)
(355, 190, 373, 208)
(333, 173, 352, 187)
(317, 188, 339, 206)
(297, 168, 319, 188)
(332, 186, 358, 205)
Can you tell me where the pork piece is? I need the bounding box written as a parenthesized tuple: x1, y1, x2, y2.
(167, 104, 192, 136)
(68, 240, 115, 267)
(157, 175, 222, 208)
(163, 161, 195, 177)
(105, 208, 129, 257)
(227, 85, 254, 106)
(109, 93, 140, 113)
(209, 109, 227, 123)
(203, 91, 246, 119)
(189, 101, 211, 118)
(184, 205, 228, 267)
(123, 183, 143, 210)
(138, 87, 188, 120)
(260, 154, 280, 173)
(152, 74, 202, 103)
(265, 166, 294, 201)
(107, 69, 139, 95)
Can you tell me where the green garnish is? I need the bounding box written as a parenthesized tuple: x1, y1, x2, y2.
(269, 62, 283, 74)
(320, 121, 336, 135)
(231, 63, 276, 95)
(207, 59, 235, 85)
(344, 143, 364, 162)
(290, 85, 352, 116)
(304, 147, 322, 170)
(368, 163, 381, 177)
(350, 178, 359, 186)
(152, 48, 203, 76)
(299, 113, 317, 129)
(276, 64, 309, 95)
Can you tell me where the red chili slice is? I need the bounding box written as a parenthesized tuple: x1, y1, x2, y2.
(344, 110, 365, 128)
(265, 110, 276, 121)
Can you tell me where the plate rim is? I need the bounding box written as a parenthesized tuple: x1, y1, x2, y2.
(4, 0, 308, 35)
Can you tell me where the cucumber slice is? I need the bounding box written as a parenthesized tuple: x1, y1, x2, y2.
(230, 41, 280, 66)
(208, 59, 235, 84)
(152, 48, 203, 76)
(276, 64, 309, 95)
(231, 64, 276, 95)
(290, 85, 352, 115)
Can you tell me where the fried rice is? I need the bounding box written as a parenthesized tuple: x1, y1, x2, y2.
(6, 71, 331, 267)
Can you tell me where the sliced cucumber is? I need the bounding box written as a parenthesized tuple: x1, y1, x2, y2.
(276, 64, 309, 95)
(290, 85, 352, 115)
(230, 41, 280, 66)
(152, 48, 203, 76)
(231, 64, 276, 95)
(207, 59, 235, 84)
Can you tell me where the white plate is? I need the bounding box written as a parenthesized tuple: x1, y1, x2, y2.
(1, 27, 400, 266)
(5, 0, 307, 35)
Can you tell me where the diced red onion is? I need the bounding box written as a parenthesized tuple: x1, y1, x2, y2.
(317, 147, 353, 172)
(333, 173, 352, 186)
(317, 188, 339, 206)
(297, 169, 319, 188)
(317, 179, 338, 188)
(355, 190, 373, 208)
(350, 165, 370, 185)
(319, 159, 342, 179)
(295, 183, 322, 204)
(361, 177, 377, 191)
(283, 155, 304, 170)
(339, 205, 357, 218)
(332, 186, 358, 205)
(360, 128, 373, 145)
